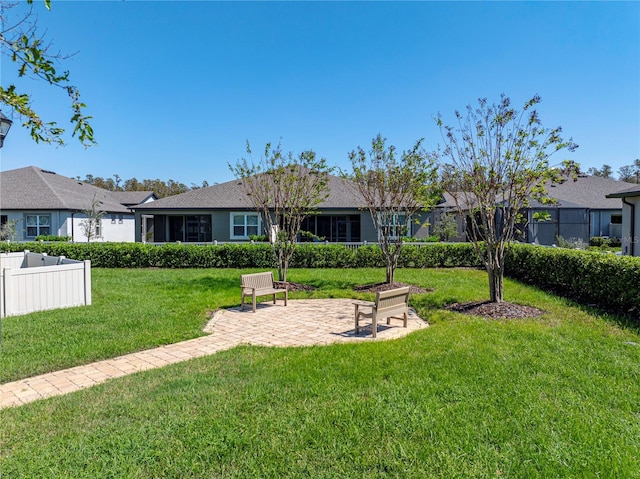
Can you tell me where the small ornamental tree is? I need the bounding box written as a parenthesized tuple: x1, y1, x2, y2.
(230, 141, 332, 282)
(79, 194, 105, 242)
(345, 134, 441, 284)
(437, 94, 578, 302)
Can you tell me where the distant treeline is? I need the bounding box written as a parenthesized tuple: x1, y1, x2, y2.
(78, 174, 211, 199)
(587, 159, 640, 183)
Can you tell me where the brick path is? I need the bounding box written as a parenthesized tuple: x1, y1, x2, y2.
(1, 299, 428, 409)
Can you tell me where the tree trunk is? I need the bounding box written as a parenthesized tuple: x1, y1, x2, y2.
(386, 263, 394, 284)
(488, 266, 504, 303)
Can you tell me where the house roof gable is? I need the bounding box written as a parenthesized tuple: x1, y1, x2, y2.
(134, 173, 365, 210)
(0, 166, 132, 213)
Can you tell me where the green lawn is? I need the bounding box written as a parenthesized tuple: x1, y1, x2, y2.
(1, 268, 639, 478)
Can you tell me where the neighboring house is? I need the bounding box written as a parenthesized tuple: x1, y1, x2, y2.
(526, 175, 634, 244)
(432, 175, 636, 246)
(0, 166, 156, 242)
(133, 174, 431, 243)
(606, 185, 640, 256)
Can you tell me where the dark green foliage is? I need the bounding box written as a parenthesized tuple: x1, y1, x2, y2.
(4, 241, 637, 323)
(590, 236, 622, 248)
(506, 244, 640, 322)
(34, 235, 71, 242)
(0, 241, 480, 269)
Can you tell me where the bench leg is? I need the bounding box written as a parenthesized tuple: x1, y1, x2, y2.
(354, 304, 360, 334)
(273, 293, 276, 305)
(252, 294, 257, 313)
(403, 311, 408, 328)
(372, 314, 378, 338)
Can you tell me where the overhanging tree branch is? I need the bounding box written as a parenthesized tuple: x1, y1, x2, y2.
(0, 0, 94, 146)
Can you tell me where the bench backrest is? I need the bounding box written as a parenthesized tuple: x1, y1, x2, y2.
(241, 272, 275, 290)
(375, 286, 410, 312)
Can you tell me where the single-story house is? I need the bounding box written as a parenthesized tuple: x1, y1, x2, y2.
(606, 184, 640, 256)
(0, 166, 156, 242)
(133, 174, 431, 243)
(431, 175, 636, 246)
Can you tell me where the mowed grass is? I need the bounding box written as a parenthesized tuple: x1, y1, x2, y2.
(2, 268, 640, 477)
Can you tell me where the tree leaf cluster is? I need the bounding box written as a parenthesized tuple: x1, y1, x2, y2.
(0, 0, 94, 146)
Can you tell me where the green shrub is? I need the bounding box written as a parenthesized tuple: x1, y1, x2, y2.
(0, 241, 480, 270)
(34, 235, 71, 242)
(505, 244, 640, 321)
(590, 236, 622, 248)
(3, 241, 637, 323)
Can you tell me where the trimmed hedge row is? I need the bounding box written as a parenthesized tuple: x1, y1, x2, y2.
(3, 241, 638, 320)
(0, 242, 482, 269)
(506, 244, 640, 318)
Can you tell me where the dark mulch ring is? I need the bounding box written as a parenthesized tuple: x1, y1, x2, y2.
(446, 301, 545, 319)
(353, 282, 432, 294)
(287, 282, 318, 292)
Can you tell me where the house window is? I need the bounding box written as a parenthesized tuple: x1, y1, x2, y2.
(611, 214, 622, 224)
(25, 214, 51, 237)
(118, 215, 124, 224)
(378, 213, 408, 240)
(231, 213, 260, 239)
(95, 220, 102, 238)
(111, 214, 116, 224)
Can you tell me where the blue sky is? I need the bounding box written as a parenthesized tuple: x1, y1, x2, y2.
(1, 1, 638, 186)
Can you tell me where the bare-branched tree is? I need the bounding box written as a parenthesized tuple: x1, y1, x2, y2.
(437, 95, 578, 302)
(230, 141, 332, 282)
(79, 194, 105, 242)
(345, 134, 441, 284)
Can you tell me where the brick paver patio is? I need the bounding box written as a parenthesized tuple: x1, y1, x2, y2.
(1, 299, 428, 409)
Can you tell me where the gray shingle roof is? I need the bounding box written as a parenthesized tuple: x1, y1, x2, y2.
(545, 175, 636, 209)
(110, 191, 156, 206)
(135, 173, 366, 210)
(437, 175, 635, 210)
(0, 166, 132, 213)
(606, 184, 640, 199)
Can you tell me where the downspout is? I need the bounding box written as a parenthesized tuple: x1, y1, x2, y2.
(622, 198, 635, 256)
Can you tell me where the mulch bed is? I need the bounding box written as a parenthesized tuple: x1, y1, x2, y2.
(445, 301, 544, 319)
(286, 282, 318, 292)
(286, 281, 542, 320)
(353, 282, 432, 294)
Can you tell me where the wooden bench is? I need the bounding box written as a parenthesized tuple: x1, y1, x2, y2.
(241, 272, 288, 312)
(354, 286, 411, 338)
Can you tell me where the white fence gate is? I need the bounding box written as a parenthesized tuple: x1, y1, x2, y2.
(1, 251, 92, 318)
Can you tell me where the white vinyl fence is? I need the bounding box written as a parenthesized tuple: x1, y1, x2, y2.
(1, 251, 92, 318)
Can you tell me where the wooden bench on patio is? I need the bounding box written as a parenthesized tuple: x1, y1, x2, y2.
(241, 272, 288, 312)
(354, 286, 411, 338)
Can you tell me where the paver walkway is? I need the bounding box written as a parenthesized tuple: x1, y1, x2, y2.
(0, 299, 428, 409)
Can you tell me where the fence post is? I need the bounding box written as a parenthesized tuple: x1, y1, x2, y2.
(84, 260, 92, 306)
(2, 267, 13, 318)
